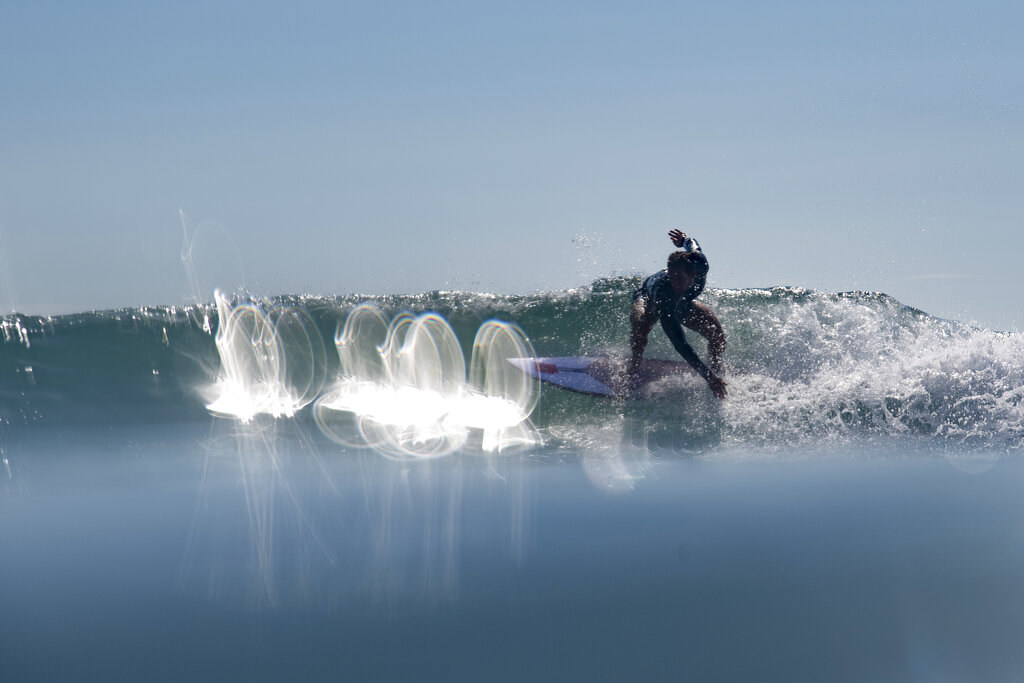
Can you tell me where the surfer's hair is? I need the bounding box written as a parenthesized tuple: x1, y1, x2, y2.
(667, 250, 708, 273)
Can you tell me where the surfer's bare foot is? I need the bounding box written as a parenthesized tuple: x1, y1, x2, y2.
(613, 368, 641, 396)
(707, 374, 728, 399)
(625, 371, 642, 393)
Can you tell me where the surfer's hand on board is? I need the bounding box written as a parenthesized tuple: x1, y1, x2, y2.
(706, 373, 728, 399)
(668, 229, 688, 248)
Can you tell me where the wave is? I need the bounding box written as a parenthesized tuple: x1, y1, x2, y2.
(1, 278, 1022, 453)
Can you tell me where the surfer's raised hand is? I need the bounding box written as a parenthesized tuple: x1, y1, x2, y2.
(706, 373, 728, 399)
(668, 229, 688, 248)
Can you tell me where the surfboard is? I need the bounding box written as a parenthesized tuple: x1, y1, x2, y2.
(506, 356, 697, 398)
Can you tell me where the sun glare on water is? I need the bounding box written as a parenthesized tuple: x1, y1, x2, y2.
(204, 293, 541, 458)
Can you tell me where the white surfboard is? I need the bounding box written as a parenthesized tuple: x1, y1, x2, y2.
(506, 356, 697, 398)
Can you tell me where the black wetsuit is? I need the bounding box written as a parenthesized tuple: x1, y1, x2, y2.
(633, 250, 711, 380)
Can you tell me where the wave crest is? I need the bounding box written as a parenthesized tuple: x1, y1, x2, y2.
(0, 282, 1021, 453)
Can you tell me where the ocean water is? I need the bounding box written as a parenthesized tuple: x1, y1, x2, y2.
(2, 280, 1024, 681)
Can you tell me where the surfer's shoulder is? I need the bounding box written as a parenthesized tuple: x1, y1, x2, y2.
(647, 268, 669, 285)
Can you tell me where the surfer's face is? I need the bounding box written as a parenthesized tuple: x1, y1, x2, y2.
(668, 266, 695, 295)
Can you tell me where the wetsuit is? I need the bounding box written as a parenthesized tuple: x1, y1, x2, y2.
(633, 242, 712, 380)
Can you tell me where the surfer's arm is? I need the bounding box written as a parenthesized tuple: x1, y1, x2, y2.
(659, 315, 711, 380)
(682, 301, 726, 374)
(651, 279, 710, 379)
(669, 229, 702, 252)
(660, 312, 727, 399)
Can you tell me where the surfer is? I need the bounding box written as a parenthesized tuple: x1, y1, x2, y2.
(629, 229, 728, 399)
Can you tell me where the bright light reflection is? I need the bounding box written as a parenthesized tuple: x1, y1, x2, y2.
(314, 307, 541, 459)
(203, 295, 541, 457)
(204, 290, 327, 421)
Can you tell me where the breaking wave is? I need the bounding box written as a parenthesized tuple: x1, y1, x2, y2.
(0, 279, 1021, 454)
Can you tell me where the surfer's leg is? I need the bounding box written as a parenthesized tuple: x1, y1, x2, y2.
(629, 297, 656, 372)
(683, 301, 726, 373)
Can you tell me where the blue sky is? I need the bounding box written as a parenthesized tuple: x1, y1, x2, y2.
(1, 1, 1021, 329)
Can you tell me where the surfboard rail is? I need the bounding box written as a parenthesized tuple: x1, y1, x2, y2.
(506, 356, 696, 398)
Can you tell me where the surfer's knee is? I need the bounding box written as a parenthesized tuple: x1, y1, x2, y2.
(629, 297, 645, 324)
(685, 303, 720, 335)
(630, 299, 654, 332)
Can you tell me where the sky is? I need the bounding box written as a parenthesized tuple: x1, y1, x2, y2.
(1, 0, 1022, 330)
